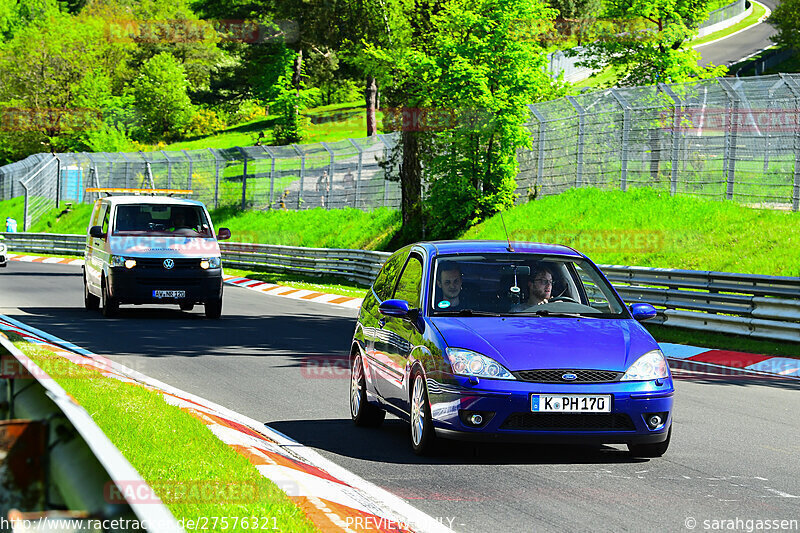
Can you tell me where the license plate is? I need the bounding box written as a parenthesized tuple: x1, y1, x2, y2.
(153, 290, 186, 298)
(531, 394, 611, 413)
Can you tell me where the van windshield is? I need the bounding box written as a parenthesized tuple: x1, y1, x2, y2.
(113, 204, 212, 237)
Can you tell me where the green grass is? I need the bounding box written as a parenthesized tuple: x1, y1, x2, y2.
(11, 337, 319, 533)
(464, 187, 800, 276)
(225, 267, 368, 299)
(209, 205, 400, 250)
(645, 324, 800, 359)
(692, 0, 767, 48)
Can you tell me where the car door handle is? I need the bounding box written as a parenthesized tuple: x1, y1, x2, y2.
(379, 318, 386, 328)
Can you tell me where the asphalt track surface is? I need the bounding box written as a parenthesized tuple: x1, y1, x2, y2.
(2, 261, 799, 532)
(697, 0, 779, 68)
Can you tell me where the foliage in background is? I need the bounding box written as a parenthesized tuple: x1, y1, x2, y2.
(132, 53, 195, 142)
(571, 0, 727, 86)
(768, 0, 800, 52)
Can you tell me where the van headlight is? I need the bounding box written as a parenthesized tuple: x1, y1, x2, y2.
(200, 257, 220, 269)
(446, 348, 515, 380)
(621, 350, 669, 381)
(0, 243, 6, 254)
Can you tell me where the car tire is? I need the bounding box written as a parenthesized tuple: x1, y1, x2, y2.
(628, 424, 671, 458)
(410, 369, 436, 456)
(100, 278, 118, 318)
(350, 354, 385, 427)
(180, 303, 194, 311)
(84, 276, 99, 310)
(205, 299, 222, 319)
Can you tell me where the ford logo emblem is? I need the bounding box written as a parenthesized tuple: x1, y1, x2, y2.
(163, 259, 175, 270)
(561, 372, 578, 381)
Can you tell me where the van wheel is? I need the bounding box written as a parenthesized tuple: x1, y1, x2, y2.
(205, 299, 222, 319)
(180, 303, 194, 311)
(84, 277, 99, 310)
(101, 279, 119, 318)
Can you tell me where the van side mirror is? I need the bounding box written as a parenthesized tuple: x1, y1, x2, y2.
(89, 226, 105, 239)
(217, 228, 231, 240)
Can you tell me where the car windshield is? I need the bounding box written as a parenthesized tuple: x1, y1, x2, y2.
(430, 253, 627, 318)
(113, 204, 212, 237)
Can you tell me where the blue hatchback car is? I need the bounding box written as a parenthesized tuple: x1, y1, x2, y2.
(349, 241, 673, 456)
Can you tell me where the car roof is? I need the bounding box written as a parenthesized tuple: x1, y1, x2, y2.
(99, 196, 207, 208)
(418, 240, 582, 257)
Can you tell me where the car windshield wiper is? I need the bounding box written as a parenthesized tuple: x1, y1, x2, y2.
(516, 309, 584, 318)
(437, 308, 501, 317)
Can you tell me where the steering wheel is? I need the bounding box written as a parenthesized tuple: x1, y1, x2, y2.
(549, 296, 578, 303)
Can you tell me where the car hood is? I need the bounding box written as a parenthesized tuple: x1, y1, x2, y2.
(110, 236, 220, 258)
(430, 316, 659, 372)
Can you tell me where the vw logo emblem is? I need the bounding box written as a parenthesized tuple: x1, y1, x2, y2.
(163, 259, 175, 270)
(561, 372, 578, 381)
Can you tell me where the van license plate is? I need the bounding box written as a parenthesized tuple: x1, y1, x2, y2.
(153, 290, 185, 298)
(531, 394, 611, 413)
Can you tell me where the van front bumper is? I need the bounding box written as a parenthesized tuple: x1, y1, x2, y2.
(107, 267, 223, 304)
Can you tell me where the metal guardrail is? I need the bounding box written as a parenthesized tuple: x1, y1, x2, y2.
(1, 232, 798, 341)
(0, 332, 182, 532)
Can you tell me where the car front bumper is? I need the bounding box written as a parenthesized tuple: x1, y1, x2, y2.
(107, 266, 223, 304)
(427, 376, 674, 445)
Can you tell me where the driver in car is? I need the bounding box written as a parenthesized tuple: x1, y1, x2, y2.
(528, 265, 554, 305)
(435, 261, 469, 310)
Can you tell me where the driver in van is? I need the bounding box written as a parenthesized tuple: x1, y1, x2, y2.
(168, 209, 193, 232)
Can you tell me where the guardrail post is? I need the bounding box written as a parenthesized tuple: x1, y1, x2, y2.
(349, 139, 363, 209)
(22, 181, 29, 231)
(529, 105, 547, 195)
(780, 74, 800, 211)
(719, 78, 740, 201)
(263, 146, 276, 209)
(55, 156, 61, 209)
(293, 144, 305, 209)
(237, 148, 248, 210)
(566, 96, 585, 188)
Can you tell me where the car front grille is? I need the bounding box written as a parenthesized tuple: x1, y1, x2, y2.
(135, 258, 202, 270)
(500, 413, 635, 431)
(513, 369, 623, 383)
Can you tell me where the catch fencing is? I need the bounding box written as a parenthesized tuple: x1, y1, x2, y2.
(0, 135, 402, 230)
(517, 74, 800, 211)
(2, 232, 799, 341)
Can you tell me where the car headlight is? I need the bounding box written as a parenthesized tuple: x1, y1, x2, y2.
(0, 243, 6, 253)
(621, 350, 669, 381)
(200, 257, 220, 269)
(446, 348, 515, 380)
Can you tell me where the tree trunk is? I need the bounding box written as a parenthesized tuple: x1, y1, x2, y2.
(365, 76, 378, 136)
(400, 127, 422, 233)
(292, 49, 303, 95)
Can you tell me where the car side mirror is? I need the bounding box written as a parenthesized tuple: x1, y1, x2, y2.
(379, 299, 412, 318)
(630, 303, 657, 321)
(217, 228, 231, 240)
(89, 225, 105, 239)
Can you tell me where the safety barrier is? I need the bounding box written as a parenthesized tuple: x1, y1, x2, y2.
(0, 333, 181, 531)
(2, 232, 798, 341)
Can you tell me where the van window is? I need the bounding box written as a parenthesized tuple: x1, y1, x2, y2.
(100, 208, 110, 235)
(113, 205, 212, 237)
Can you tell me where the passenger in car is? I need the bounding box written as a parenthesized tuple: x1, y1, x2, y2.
(435, 261, 470, 310)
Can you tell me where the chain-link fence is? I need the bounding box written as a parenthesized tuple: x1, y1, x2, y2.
(4, 75, 800, 230)
(517, 74, 800, 211)
(0, 134, 402, 229)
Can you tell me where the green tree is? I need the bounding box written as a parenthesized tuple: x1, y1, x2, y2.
(573, 0, 726, 86)
(768, 0, 800, 51)
(132, 52, 194, 141)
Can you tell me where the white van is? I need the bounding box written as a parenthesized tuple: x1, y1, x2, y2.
(83, 195, 231, 318)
